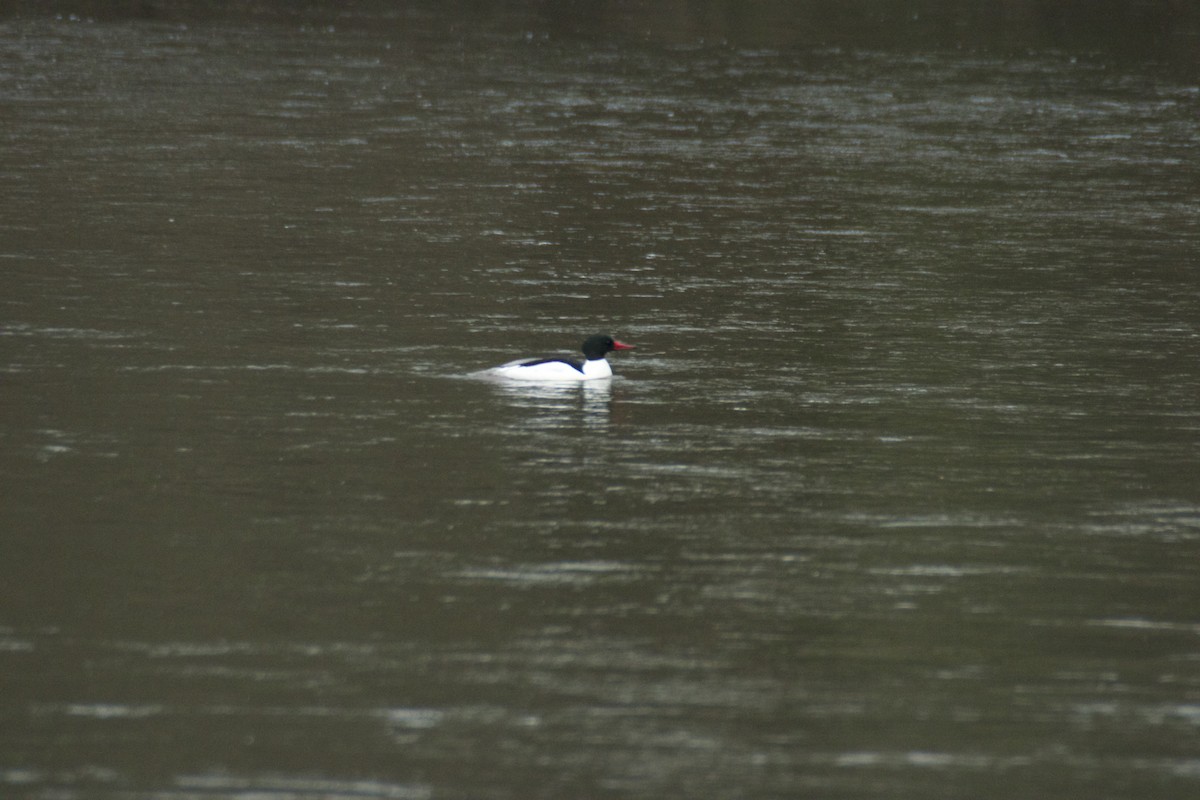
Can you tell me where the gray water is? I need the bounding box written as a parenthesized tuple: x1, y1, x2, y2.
(2, 5, 1199, 799)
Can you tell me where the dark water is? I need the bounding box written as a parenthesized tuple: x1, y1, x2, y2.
(2, 5, 1199, 799)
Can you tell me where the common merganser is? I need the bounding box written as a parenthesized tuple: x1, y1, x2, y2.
(488, 334, 634, 382)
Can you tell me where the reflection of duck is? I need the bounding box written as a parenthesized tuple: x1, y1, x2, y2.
(487, 334, 634, 382)
(491, 375, 613, 415)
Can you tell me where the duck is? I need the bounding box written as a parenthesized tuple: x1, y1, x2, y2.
(487, 334, 634, 382)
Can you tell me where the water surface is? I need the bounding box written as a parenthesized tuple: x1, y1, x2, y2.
(2, 5, 1199, 799)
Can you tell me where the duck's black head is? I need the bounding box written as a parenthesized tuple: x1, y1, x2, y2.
(581, 334, 635, 361)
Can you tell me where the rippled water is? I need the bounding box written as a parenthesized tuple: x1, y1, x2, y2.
(2, 6, 1199, 799)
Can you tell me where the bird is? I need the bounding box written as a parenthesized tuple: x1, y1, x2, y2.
(487, 334, 634, 382)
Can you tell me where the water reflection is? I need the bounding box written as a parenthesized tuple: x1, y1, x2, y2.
(482, 376, 616, 429)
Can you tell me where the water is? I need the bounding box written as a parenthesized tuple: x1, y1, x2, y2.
(2, 5, 1199, 799)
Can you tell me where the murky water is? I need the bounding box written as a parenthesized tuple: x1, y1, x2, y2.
(2, 4, 1199, 799)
